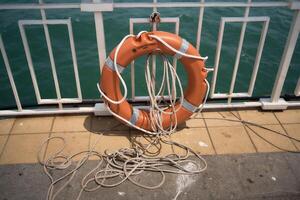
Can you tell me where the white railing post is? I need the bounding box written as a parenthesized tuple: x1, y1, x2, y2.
(0, 35, 22, 111)
(91, 0, 113, 73)
(151, 0, 157, 95)
(196, 0, 205, 51)
(295, 78, 300, 96)
(81, 0, 113, 73)
(94, 12, 107, 73)
(80, 0, 113, 115)
(260, 2, 300, 110)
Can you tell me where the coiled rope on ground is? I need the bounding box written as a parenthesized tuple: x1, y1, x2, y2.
(38, 31, 300, 200)
(38, 134, 208, 200)
(39, 31, 209, 200)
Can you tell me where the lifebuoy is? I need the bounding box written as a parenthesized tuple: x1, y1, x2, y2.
(99, 31, 207, 131)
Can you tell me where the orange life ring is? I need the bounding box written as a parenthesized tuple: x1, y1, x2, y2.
(100, 31, 207, 131)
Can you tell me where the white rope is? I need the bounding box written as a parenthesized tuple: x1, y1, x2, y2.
(194, 78, 210, 116)
(38, 31, 211, 200)
(97, 30, 209, 135)
(97, 31, 151, 105)
(37, 30, 300, 200)
(96, 34, 133, 104)
(148, 34, 208, 61)
(38, 112, 300, 200)
(145, 54, 184, 134)
(38, 134, 208, 200)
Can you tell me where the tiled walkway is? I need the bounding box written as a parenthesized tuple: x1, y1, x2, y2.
(0, 109, 299, 165)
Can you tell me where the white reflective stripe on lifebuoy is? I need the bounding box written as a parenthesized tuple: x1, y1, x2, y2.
(181, 98, 199, 113)
(129, 107, 140, 125)
(174, 39, 189, 59)
(105, 56, 125, 73)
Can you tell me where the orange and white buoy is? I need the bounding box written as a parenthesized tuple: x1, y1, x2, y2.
(99, 31, 208, 133)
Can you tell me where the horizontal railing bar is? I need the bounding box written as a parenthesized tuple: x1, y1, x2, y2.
(133, 96, 170, 101)
(222, 16, 270, 22)
(0, 101, 269, 116)
(39, 98, 82, 104)
(130, 17, 179, 23)
(1, 98, 299, 116)
(0, 3, 80, 10)
(211, 93, 251, 99)
(19, 19, 70, 25)
(204, 101, 261, 109)
(0, 107, 95, 116)
(0, 2, 289, 10)
(0, 103, 261, 116)
(114, 2, 289, 8)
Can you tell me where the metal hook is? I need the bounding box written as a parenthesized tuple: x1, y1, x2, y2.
(149, 11, 161, 24)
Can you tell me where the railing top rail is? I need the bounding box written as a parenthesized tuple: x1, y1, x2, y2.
(0, 0, 299, 116)
(0, 1, 291, 10)
(114, 2, 289, 8)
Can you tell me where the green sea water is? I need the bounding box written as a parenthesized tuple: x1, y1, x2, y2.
(0, 0, 299, 109)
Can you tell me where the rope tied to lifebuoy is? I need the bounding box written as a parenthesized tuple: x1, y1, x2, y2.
(98, 31, 211, 136)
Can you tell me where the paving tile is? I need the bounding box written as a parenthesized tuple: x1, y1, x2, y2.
(202, 111, 242, 127)
(11, 117, 53, 134)
(246, 125, 297, 153)
(0, 118, 15, 135)
(45, 132, 91, 161)
(208, 126, 256, 154)
(171, 127, 215, 155)
(0, 134, 50, 164)
(282, 124, 300, 150)
(238, 110, 278, 125)
(177, 118, 205, 128)
(52, 115, 91, 132)
(274, 109, 300, 124)
(91, 116, 129, 132)
(0, 135, 9, 155)
(90, 131, 131, 155)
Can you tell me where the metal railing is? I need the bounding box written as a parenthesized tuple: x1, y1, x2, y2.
(0, 0, 299, 116)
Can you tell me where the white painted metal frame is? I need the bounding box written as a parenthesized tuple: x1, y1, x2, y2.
(210, 16, 270, 103)
(129, 17, 180, 100)
(18, 18, 82, 106)
(270, 10, 300, 102)
(196, 0, 205, 51)
(0, 35, 22, 111)
(0, 2, 290, 10)
(260, 8, 300, 109)
(94, 12, 107, 73)
(0, 1, 299, 116)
